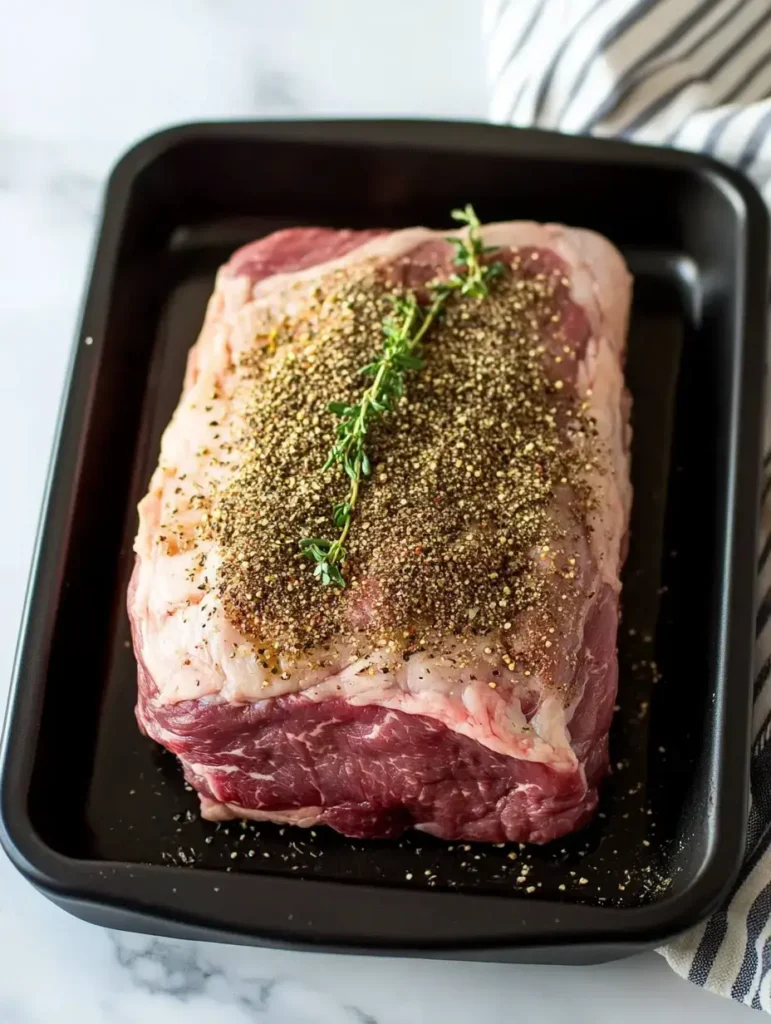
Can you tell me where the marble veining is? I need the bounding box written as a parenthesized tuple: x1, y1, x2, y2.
(252, 71, 305, 113)
(112, 931, 382, 1024)
(0, 0, 756, 1019)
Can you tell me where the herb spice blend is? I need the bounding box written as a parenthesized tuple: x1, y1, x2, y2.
(203, 220, 597, 666)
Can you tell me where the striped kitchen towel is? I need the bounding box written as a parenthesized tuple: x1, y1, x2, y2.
(483, 0, 771, 1011)
(660, 440, 771, 1010)
(484, 0, 771, 200)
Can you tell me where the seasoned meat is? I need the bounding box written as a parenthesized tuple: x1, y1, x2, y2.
(129, 219, 632, 844)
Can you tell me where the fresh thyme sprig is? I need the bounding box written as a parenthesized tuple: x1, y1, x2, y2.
(440, 204, 507, 299)
(300, 204, 506, 586)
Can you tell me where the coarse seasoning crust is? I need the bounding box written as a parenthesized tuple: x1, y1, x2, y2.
(195, 252, 597, 677)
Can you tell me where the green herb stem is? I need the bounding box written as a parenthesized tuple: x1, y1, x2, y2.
(300, 204, 505, 586)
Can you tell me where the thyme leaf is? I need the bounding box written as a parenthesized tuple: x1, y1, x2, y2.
(300, 203, 504, 586)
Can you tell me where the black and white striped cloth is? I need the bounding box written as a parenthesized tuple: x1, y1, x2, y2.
(484, 0, 771, 201)
(483, 0, 771, 1011)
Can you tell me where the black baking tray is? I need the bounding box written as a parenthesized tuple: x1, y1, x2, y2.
(1, 120, 768, 964)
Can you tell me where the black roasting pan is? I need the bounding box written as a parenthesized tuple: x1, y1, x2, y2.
(1, 120, 768, 964)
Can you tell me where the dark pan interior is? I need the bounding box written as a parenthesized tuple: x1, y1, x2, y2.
(24, 128, 745, 911)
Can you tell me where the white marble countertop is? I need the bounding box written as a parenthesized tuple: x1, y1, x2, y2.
(0, 1, 757, 1020)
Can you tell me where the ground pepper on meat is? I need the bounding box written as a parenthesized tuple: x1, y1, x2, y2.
(207, 250, 597, 660)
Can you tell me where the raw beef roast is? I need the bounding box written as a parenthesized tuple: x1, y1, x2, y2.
(129, 217, 632, 844)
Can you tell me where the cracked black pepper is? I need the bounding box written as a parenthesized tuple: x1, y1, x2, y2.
(198, 246, 597, 656)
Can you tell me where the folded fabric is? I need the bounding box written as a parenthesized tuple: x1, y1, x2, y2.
(483, 0, 771, 1011)
(484, 0, 771, 200)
